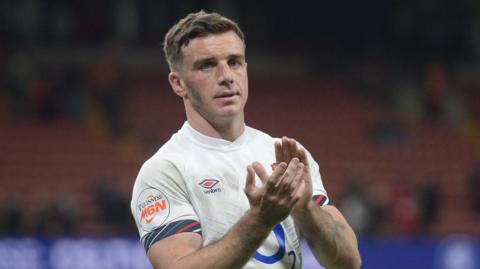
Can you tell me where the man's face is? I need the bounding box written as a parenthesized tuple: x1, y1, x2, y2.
(173, 31, 248, 123)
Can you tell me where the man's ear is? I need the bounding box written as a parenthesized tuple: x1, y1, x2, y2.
(169, 72, 187, 98)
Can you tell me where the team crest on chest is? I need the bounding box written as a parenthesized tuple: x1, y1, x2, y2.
(199, 179, 222, 194)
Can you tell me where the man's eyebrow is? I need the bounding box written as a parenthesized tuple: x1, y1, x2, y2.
(193, 57, 216, 68)
(228, 54, 245, 60)
(192, 54, 245, 68)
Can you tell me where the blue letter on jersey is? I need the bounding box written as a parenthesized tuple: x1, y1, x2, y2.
(254, 224, 286, 264)
(288, 250, 297, 269)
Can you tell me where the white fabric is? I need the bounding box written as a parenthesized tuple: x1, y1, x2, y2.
(131, 122, 329, 268)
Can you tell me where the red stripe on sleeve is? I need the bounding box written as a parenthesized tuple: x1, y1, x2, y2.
(315, 195, 325, 205)
(176, 221, 200, 234)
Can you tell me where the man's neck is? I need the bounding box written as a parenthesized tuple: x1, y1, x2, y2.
(186, 112, 245, 142)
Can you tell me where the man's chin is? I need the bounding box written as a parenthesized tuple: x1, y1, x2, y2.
(217, 107, 243, 118)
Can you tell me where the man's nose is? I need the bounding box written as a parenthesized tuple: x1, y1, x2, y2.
(217, 62, 234, 86)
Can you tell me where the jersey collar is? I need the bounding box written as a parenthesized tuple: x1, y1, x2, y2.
(180, 121, 250, 151)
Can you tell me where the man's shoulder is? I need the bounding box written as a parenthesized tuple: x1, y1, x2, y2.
(246, 125, 277, 142)
(138, 134, 187, 175)
(134, 148, 186, 191)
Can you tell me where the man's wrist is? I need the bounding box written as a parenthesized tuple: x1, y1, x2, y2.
(244, 208, 276, 232)
(235, 209, 275, 251)
(291, 200, 316, 221)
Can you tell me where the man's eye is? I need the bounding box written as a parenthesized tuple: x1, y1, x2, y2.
(228, 59, 242, 68)
(199, 62, 215, 71)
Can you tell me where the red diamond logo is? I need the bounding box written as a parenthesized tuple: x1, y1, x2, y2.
(199, 179, 219, 189)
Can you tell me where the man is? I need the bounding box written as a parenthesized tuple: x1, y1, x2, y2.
(130, 11, 361, 269)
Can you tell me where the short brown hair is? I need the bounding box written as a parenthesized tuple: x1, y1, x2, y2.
(163, 10, 245, 71)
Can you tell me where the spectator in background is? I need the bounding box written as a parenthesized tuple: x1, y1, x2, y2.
(339, 168, 388, 236)
(339, 179, 374, 236)
(467, 164, 480, 216)
(0, 199, 23, 235)
(33, 196, 77, 235)
(393, 77, 424, 127)
(86, 45, 125, 137)
(4, 51, 33, 119)
(391, 175, 421, 234)
(424, 63, 448, 121)
(30, 70, 59, 121)
(366, 180, 391, 235)
(369, 113, 407, 148)
(56, 66, 87, 123)
(92, 176, 133, 233)
(423, 63, 470, 129)
(51, 196, 77, 235)
(416, 178, 441, 234)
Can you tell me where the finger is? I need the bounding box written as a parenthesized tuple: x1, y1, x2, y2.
(252, 162, 268, 185)
(291, 180, 306, 204)
(278, 162, 303, 195)
(289, 162, 304, 192)
(253, 161, 286, 187)
(298, 148, 310, 173)
(290, 180, 306, 207)
(289, 139, 299, 159)
(244, 165, 256, 194)
(276, 157, 299, 188)
(275, 141, 283, 163)
(265, 162, 287, 193)
(282, 137, 291, 162)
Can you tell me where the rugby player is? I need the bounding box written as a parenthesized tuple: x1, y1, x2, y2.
(131, 10, 361, 269)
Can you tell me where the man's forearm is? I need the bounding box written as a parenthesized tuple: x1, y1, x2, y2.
(173, 210, 273, 269)
(292, 204, 361, 269)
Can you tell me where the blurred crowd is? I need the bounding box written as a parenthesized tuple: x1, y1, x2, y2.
(0, 46, 126, 136)
(0, 47, 479, 237)
(339, 165, 480, 236)
(0, 173, 135, 236)
(343, 59, 480, 236)
(0, 0, 480, 237)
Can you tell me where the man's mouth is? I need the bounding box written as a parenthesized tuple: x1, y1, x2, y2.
(215, 92, 239, 99)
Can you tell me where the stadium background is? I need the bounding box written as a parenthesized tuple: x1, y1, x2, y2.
(0, 0, 479, 268)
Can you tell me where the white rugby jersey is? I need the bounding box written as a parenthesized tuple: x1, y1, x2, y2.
(131, 122, 330, 269)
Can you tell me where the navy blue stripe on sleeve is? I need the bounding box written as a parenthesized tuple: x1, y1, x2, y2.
(142, 219, 201, 252)
(312, 194, 330, 206)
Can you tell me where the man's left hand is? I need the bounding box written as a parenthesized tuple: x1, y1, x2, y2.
(275, 137, 313, 216)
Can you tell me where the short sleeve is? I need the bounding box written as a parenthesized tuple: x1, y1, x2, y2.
(130, 157, 201, 252)
(304, 147, 331, 206)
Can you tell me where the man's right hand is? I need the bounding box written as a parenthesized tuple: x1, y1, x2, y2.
(244, 158, 306, 228)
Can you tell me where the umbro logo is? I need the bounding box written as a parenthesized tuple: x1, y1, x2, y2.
(199, 179, 222, 194)
(199, 179, 219, 189)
